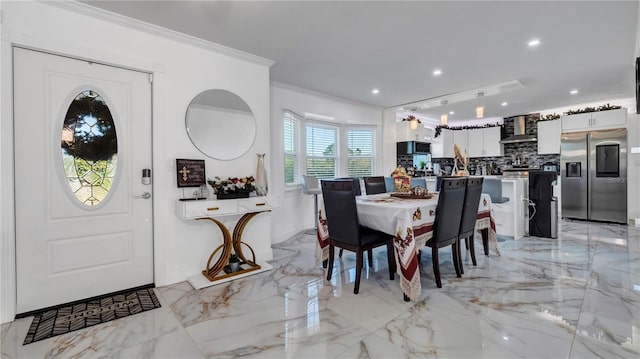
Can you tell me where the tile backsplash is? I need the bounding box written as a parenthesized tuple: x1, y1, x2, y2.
(431, 114, 560, 175)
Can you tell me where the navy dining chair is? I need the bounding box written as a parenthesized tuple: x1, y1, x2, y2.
(320, 179, 395, 294)
(423, 177, 467, 288)
(363, 176, 387, 194)
(458, 177, 484, 272)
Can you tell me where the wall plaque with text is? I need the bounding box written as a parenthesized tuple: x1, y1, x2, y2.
(176, 159, 205, 188)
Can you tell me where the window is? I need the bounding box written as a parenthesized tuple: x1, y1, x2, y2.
(306, 123, 337, 179)
(283, 111, 301, 184)
(282, 110, 378, 185)
(61, 90, 118, 207)
(347, 127, 374, 177)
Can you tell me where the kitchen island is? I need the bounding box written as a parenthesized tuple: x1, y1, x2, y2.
(492, 177, 527, 240)
(417, 176, 528, 240)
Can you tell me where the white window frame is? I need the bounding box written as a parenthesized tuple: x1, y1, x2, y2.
(283, 112, 379, 185)
(283, 111, 301, 186)
(305, 121, 338, 179)
(346, 126, 376, 177)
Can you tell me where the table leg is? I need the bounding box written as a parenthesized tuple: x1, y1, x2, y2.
(198, 217, 233, 280)
(198, 213, 263, 282)
(481, 228, 489, 255)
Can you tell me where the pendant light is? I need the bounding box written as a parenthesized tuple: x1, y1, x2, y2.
(475, 92, 485, 119)
(440, 100, 448, 126)
(402, 115, 421, 130)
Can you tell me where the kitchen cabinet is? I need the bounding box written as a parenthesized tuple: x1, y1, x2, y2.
(468, 127, 503, 158)
(491, 178, 526, 240)
(561, 108, 627, 132)
(430, 128, 454, 158)
(453, 130, 469, 156)
(537, 119, 561, 154)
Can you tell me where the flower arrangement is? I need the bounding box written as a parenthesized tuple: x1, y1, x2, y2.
(207, 176, 255, 199)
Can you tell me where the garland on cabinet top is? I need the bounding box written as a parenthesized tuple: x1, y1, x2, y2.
(538, 103, 622, 122)
(434, 122, 501, 138)
(564, 103, 621, 115)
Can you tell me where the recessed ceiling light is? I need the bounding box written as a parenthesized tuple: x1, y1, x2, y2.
(372, 88, 379, 94)
(433, 69, 442, 76)
(449, 111, 455, 115)
(528, 38, 541, 47)
(501, 102, 508, 106)
(570, 89, 579, 95)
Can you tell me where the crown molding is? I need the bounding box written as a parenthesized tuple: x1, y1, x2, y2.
(271, 81, 382, 111)
(46, 0, 275, 68)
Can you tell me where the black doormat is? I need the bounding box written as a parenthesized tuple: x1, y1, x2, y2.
(23, 288, 161, 345)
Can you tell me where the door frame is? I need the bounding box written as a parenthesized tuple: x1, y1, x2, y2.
(1, 37, 162, 323)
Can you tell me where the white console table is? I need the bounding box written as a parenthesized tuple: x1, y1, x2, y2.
(175, 196, 279, 289)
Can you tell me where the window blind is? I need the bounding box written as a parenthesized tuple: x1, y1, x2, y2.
(306, 123, 337, 179)
(347, 127, 375, 177)
(283, 111, 301, 184)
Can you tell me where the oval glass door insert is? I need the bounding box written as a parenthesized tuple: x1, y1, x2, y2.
(61, 90, 118, 206)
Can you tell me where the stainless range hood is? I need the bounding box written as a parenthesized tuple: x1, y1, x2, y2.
(500, 115, 537, 144)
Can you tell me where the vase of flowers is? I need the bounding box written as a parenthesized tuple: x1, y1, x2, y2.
(207, 176, 255, 200)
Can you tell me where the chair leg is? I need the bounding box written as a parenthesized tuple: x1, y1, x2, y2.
(432, 246, 442, 288)
(457, 239, 464, 275)
(481, 228, 489, 256)
(354, 249, 364, 294)
(386, 241, 395, 280)
(452, 242, 462, 278)
(339, 248, 344, 257)
(417, 249, 422, 265)
(468, 235, 477, 266)
(326, 244, 335, 281)
(368, 249, 373, 268)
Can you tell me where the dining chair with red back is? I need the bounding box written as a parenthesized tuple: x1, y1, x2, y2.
(321, 179, 396, 294)
(424, 177, 467, 288)
(458, 177, 484, 272)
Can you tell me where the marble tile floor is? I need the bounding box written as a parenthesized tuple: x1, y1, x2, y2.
(2, 220, 639, 358)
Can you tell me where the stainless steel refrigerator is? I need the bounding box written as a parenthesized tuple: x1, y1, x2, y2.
(561, 128, 627, 223)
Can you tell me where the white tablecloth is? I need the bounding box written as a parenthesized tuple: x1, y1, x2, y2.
(317, 193, 498, 301)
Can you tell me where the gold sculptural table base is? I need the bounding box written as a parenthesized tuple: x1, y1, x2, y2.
(187, 212, 273, 290)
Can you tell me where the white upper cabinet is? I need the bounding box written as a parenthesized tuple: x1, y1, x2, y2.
(432, 127, 503, 158)
(468, 127, 503, 158)
(453, 130, 469, 156)
(467, 130, 483, 157)
(431, 128, 454, 158)
(537, 119, 561, 154)
(561, 108, 627, 132)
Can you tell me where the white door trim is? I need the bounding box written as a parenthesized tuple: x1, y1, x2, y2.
(0, 37, 162, 323)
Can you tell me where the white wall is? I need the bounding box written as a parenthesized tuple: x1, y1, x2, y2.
(0, 1, 271, 322)
(626, 112, 640, 222)
(269, 83, 383, 243)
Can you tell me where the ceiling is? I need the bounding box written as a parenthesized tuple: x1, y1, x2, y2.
(82, 1, 639, 125)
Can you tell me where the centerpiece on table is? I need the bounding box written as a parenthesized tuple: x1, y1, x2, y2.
(391, 167, 411, 193)
(207, 176, 255, 200)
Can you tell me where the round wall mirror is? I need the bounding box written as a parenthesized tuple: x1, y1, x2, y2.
(185, 89, 256, 160)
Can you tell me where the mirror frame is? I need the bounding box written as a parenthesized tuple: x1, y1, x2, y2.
(185, 89, 256, 160)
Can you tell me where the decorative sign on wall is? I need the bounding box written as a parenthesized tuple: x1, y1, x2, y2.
(176, 159, 205, 188)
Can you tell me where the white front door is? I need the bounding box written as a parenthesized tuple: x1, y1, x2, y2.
(14, 47, 153, 314)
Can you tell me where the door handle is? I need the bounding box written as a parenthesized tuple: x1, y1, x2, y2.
(135, 192, 152, 199)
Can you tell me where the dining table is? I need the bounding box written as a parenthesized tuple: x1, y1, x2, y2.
(316, 192, 499, 301)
